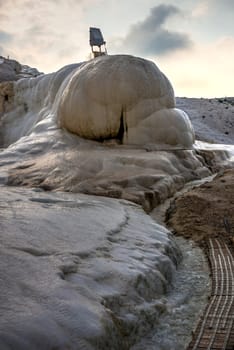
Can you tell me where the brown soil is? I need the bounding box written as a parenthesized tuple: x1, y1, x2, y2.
(167, 168, 234, 246)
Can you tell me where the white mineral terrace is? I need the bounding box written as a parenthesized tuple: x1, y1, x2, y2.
(0, 55, 233, 349)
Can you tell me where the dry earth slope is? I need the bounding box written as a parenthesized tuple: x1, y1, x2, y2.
(167, 168, 234, 245)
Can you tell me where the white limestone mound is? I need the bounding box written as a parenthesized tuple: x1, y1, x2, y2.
(0, 56, 231, 350)
(0, 55, 229, 212)
(0, 55, 194, 149)
(58, 55, 195, 148)
(0, 63, 83, 147)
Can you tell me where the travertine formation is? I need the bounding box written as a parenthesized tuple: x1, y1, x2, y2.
(58, 55, 195, 147)
(0, 54, 232, 350)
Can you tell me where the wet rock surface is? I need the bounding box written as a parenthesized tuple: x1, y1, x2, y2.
(0, 186, 180, 349)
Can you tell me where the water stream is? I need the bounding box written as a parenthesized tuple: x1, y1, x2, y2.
(132, 175, 215, 349)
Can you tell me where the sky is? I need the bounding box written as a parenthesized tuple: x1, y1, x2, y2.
(0, 0, 233, 97)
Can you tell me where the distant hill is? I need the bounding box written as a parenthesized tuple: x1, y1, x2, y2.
(176, 97, 234, 144)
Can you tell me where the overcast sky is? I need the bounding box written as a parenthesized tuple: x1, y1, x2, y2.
(0, 0, 233, 97)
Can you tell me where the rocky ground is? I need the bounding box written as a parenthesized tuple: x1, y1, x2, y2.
(176, 97, 234, 145)
(167, 168, 234, 246)
(0, 55, 42, 82)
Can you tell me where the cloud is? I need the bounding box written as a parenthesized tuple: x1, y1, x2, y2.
(157, 36, 234, 97)
(0, 30, 13, 43)
(195, 0, 234, 14)
(0, 0, 97, 71)
(212, 0, 234, 7)
(191, 1, 209, 18)
(115, 4, 192, 56)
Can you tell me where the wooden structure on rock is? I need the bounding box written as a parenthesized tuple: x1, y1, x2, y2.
(89, 27, 107, 58)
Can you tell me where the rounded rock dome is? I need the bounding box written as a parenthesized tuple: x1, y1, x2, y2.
(58, 55, 195, 148)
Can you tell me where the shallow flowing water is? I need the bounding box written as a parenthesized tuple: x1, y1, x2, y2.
(131, 236, 211, 350)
